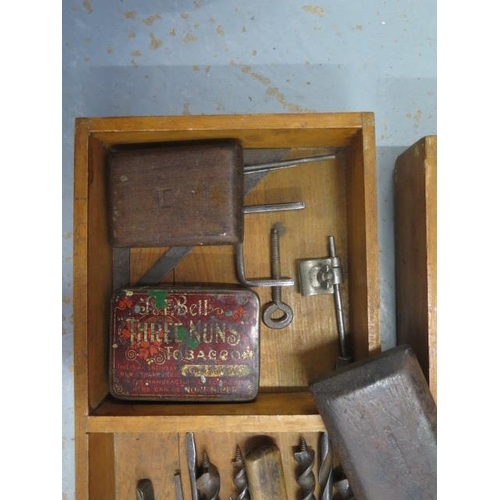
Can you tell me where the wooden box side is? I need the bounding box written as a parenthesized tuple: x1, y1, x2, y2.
(88, 433, 116, 499)
(88, 136, 114, 410)
(345, 116, 381, 360)
(73, 119, 91, 500)
(394, 135, 437, 401)
(87, 112, 364, 148)
(74, 124, 114, 414)
(74, 122, 115, 500)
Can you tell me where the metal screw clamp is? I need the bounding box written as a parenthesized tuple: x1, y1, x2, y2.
(235, 201, 304, 288)
(235, 242, 295, 288)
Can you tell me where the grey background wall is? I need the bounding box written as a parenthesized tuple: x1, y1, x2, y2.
(62, 1, 436, 497)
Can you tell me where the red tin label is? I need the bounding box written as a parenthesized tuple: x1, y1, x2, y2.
(110, 287, 260, 401)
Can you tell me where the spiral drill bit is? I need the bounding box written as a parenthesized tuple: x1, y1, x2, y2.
(318, 432, 333, 500)
(294, 437, 316, 500)
(332, 465, 355, 500)
(196, 451, 220, 500)
(232, 445, 250, 500)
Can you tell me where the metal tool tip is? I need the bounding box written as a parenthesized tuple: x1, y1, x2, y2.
(234, 444, 243, 462)
(299, 436, 308, 451)
(272, 221, 286, 235)
(328, 235, 336, 256)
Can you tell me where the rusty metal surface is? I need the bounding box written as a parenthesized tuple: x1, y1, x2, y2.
(310, 345, 437, 500)
(110, 287, 260, 401)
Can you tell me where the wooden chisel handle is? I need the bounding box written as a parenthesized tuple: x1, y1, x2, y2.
(245, 444, 288, 500)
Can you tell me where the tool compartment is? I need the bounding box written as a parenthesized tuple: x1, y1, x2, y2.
(73, 113, 380, 499)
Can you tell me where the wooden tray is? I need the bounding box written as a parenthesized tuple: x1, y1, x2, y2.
(73, 113, 380, 499)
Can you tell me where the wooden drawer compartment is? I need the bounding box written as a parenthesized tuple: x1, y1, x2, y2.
(74, 113, 380, 499)
(89, 431, 334, 499)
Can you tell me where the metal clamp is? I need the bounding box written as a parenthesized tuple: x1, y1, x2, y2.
(236, 242, 295, 288)
(298, 236, 352, 366)
(297, 239, 343, 296)
(235, 201, 305, 288)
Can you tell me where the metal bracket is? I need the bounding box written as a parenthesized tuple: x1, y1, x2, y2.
(298, 236, 352, 366)
(297, 255, 343, 296)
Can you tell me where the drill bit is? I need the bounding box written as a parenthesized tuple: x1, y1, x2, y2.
(232, 445, 250, 500)
(196, 451, 220, 500)
(332, 465, 355, 500)
(318, 432, 333, 500)
(294, 437, 316, 500)
(136, 479, 155, 500)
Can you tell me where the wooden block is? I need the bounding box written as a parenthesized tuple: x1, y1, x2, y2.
(310, 345, 437, 500)
(108, 140, 244, 247)
(394, 136, 437, 401)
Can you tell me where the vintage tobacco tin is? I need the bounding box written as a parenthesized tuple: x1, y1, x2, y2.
(110, 287, 260, 402)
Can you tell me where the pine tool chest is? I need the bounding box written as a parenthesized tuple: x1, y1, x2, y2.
(73, 113, 380, 499)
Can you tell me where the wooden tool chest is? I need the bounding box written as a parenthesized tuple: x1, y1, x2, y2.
(73, 113, 381, 499)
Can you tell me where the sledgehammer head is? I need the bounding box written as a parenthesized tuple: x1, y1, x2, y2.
(309, 345, 437, 500)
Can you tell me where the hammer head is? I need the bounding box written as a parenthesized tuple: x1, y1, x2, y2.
(310, 345, 437, 500)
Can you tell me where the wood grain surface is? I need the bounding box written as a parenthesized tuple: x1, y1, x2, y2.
(395, 136, 437, 401)
(73, 113, 380, 499)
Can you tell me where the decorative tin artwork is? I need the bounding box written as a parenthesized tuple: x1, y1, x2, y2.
(110, 287, 260, 401)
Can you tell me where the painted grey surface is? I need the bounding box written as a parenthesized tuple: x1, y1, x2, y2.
(62, 1, 436, 497)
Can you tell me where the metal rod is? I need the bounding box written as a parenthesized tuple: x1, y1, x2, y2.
(244, 154, 337, 174)
(243, 201, 305, 214)
(175, 473, 184, 500)
(135, 246, 191, 286)
(186, 432, 199, 500)
(328, 236, 351, 367)
(235, 242, 295, 288)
